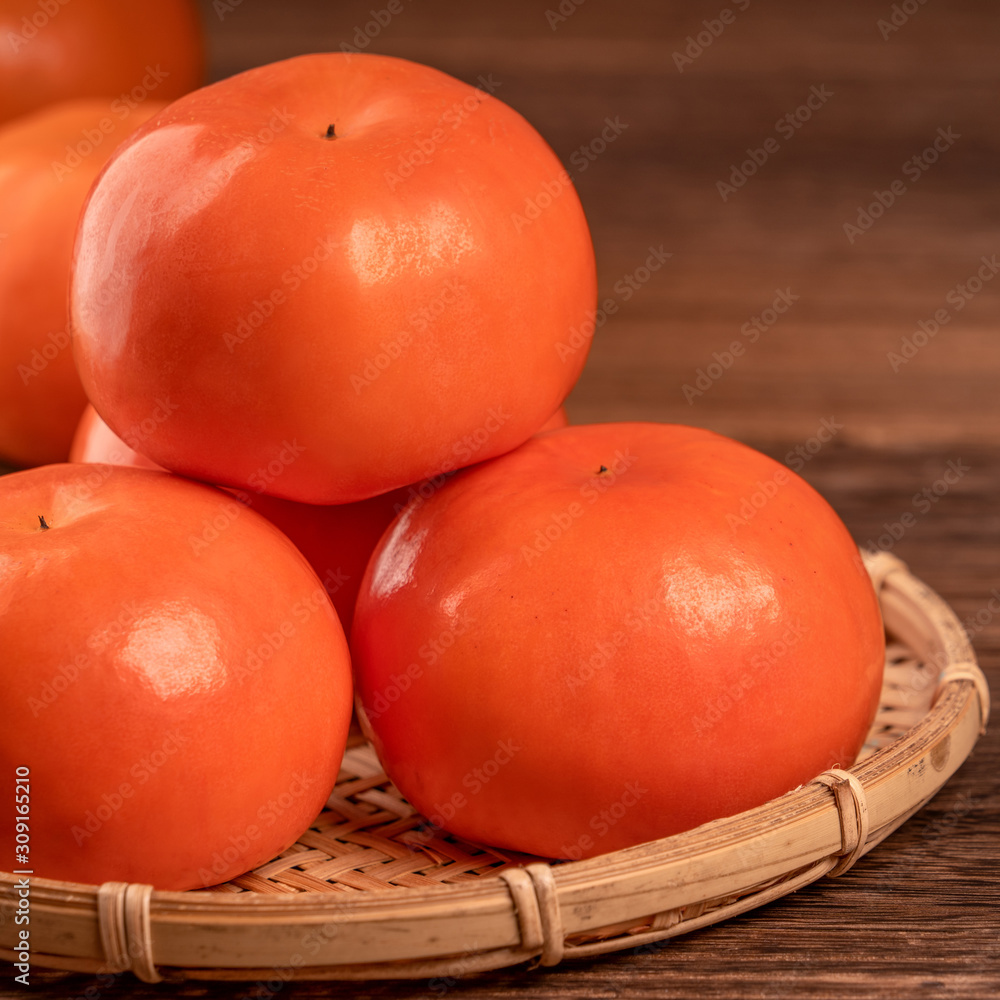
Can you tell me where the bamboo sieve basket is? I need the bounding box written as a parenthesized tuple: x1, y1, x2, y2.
(0, 549, 990, 983)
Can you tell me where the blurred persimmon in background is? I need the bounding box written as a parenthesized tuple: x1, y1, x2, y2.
(0, 98, 167, 468)
(0, 0, 203, 123)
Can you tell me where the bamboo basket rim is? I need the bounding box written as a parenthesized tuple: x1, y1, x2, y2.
(1, 550, 990, 983)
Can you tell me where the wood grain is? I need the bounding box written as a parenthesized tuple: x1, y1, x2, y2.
(3, 0, 999, 996)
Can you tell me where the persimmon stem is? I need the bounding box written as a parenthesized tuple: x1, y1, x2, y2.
(38, 515, 50, 530)
(324, 124, 337, 139)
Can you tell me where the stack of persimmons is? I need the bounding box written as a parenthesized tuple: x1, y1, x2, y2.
(0, 1, 885, 890)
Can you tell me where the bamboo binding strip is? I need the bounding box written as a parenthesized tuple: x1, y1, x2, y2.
(0, 550, 989, 983)
(812, 769, 869, 876)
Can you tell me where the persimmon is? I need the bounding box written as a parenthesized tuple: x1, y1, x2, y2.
(68, 404, 568, 628)
(352, 423, 885, 859)
(0, 463, 353, 890)
(71, 53, 596, 503)
(538, 406, 570, 432)
(0, 0, 203, 123)
(0, 98, 166, 467)
(70, 404, 413, 629)
(69, 402, 161, 470)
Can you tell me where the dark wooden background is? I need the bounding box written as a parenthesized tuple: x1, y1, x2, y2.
(4, 0, 999, 996)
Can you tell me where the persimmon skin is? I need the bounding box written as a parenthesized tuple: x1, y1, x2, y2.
(0, 0, 203, 124)
(352, 423, 886, 859)
(70, 53, 596, 503)
(538, 406, 570, 432)
(69, 403, 569, 629)
(70, 404, 412, 630)
(69, 401, 162, 470)
(0, 463, 353, 890)
(0, 99, 166, 467)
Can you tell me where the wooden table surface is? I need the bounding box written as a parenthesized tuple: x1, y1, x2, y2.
(4, 0, 999, 996)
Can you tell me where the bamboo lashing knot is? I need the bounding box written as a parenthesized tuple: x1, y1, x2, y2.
(934, 661, 990, 734)
(96, 882, 161, 983)
(499, 863, 564, 967)
(814, 769, 869, 876)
